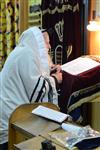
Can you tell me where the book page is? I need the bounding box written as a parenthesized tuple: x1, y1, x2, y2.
(32, 105, 70, 123)
(61, 57, 100, 75)
(61, 123, 82, 134)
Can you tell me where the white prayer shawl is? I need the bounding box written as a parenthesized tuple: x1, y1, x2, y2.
(0, 27, 58, 144)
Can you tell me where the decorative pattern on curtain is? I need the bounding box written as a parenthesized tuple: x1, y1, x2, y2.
(41, 0, 83, 64)
(0, 0, 19, 70)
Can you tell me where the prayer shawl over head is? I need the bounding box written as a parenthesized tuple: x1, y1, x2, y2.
(0, 26, 58, 144)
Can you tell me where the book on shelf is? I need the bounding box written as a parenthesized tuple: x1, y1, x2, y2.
(32, 105, 71, 123)
(61, 57, 100, 75)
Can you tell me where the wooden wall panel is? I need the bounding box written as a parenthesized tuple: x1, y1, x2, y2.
(88, 0, 100, 55)
(19, 0, 28, 34)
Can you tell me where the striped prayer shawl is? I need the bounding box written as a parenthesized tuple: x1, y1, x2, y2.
(29, 76, 53, 103)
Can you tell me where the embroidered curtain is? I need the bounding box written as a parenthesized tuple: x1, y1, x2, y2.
(0, 0, 19, 70)
(41, 0, 83, 64)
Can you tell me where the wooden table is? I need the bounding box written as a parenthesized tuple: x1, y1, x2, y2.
(14, 136, 68, 150)
(9, 102, 100, 150)
(8, 103, 60, 150)
(14, 128, 100, 150)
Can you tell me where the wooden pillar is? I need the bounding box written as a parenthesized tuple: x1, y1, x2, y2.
(19, 0, 28, 34)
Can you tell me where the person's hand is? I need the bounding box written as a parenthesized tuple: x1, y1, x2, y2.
(55, 64, 62, 72)
(50, 64, 62, 74)
(51, 69, 62, 84)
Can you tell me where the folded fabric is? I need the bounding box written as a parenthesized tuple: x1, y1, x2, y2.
(74, 136, 100, 150)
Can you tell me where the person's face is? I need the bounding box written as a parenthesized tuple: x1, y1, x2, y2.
(43, 32, 51, 52)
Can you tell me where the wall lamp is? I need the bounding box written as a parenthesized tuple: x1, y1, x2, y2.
(87, 10, 100, 31)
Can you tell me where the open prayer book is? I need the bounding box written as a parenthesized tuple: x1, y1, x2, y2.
(32, 105, 71, 123)
(61, 57, 100, 75)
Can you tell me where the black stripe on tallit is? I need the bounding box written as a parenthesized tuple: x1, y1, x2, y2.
(29, 76, 41, 103)
(35, 79, 46, 102)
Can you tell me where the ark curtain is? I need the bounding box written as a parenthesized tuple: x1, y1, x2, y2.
(41, 0, 83, 64)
